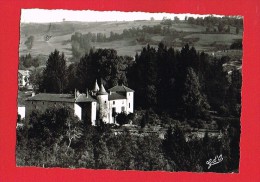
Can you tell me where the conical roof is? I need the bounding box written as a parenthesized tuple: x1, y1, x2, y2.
(98, 83, 108, 95)
(93, 80, 99, 92)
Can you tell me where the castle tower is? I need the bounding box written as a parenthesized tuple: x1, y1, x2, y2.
(92, 79, 100, 96)
(96, 83, 109, 123)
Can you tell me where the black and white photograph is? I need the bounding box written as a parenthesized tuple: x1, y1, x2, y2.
(17, 9, 242, 172)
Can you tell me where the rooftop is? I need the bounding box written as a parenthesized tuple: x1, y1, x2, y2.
(26, 93, 96, 103)
(98, 84, 108, 95)
(76, 93, 97, 102)
(108, 92, 126, 100)
(108, 84, 134, 93)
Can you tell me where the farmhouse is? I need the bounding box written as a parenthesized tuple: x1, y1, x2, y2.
(25, 81, 134, 125)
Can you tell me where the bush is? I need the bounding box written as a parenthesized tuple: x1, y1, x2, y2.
(116, 112, 128, 126)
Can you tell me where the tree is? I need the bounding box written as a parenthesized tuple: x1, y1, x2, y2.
(230, 39, 242, 49)
(24, 35, 34, 50)
(66, 63, 78, 93)
(225, 70, 242, 117)
(174, 16, 180, 23)
(65, 116, 83, 154)
(116, 112, 128, 126)
(162, 126, 188, 171)
(29, 68, 43, 92)
(181, 67, 210, 119)
(71, 32, 92, 60)
(41, 50, 67, 93)
(236, 27, 240, 34)
(204, 57, 230, 113)
(218, 22, 224, 32)
(134, 45, 158, 108)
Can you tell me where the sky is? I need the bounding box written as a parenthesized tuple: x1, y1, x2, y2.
(21, 9, 222, 23)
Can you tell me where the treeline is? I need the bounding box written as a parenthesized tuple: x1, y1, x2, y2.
(230, 39, 242, 50)
(31, 49, 131, 94)
(17, 106, 238, 172)
(128, 43, 241, 118)
(70, 24, 188, 59)
(186, 16, 243, 29)
(19, 53, 40, 69)
(187, 16, 242, 34)
(31, 42, 241, 119)
(160, 16, 242, 34)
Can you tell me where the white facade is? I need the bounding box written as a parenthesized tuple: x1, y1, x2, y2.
(126, 92, 134, 113)
(74, 103, 82, 120)
(18, 106, 25, 119)
(108, 99, 126, 124)
(93, 83, 134, 125)
(91, 102, 97, 125)
(23, 83, 134, 126)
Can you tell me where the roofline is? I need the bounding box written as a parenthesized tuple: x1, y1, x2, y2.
(108, 84, 134, 92)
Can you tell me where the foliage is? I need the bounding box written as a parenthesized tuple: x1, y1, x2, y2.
(71, 32, 92, 59)
(19, 54, 40, 68)
(29, 68, 43, 92)
(187, 15, 243, 30)
(116, 112, 128, 126)
(73, 48, 128, 92)
(24, 35, 34, 50)
(230, 39, 242, 49)
(181, 67, 210, 119)
(41, 49, 67, 93)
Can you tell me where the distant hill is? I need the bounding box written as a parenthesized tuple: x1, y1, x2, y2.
(19, 20, 243, 62)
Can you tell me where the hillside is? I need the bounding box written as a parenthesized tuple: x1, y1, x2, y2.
(19, 20, 243, 61)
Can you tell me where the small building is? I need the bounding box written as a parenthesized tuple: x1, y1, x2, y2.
(18, 70, 30, 88)
(24, 80, 134, 126)
(18, 106, 25, 119)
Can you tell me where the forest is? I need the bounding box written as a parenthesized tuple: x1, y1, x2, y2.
(17, 40, 241, 172)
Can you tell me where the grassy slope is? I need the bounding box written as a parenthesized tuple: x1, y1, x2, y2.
(19, 20, 243, 59)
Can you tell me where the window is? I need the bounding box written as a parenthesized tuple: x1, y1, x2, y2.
(31, 101, 33, 104)
(121, 107, 125, 112)
(113, 101, 115, 105)
(129, 93, 130, 96)
(34, 105, 36, 109)
(122, 101, 124, 104)
(105, 101, 107, 104)
(42, 102, 44, 105)
(129, 103, 130, 108)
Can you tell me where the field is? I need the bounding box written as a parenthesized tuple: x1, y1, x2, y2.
(19, 20, 243, 60)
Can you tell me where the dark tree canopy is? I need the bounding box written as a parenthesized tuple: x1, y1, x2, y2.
(181, 67, 210, 119)
(41, 50, 67, 93)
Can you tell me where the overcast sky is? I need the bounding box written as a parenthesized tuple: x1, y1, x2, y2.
(21, 9, 222, 23)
